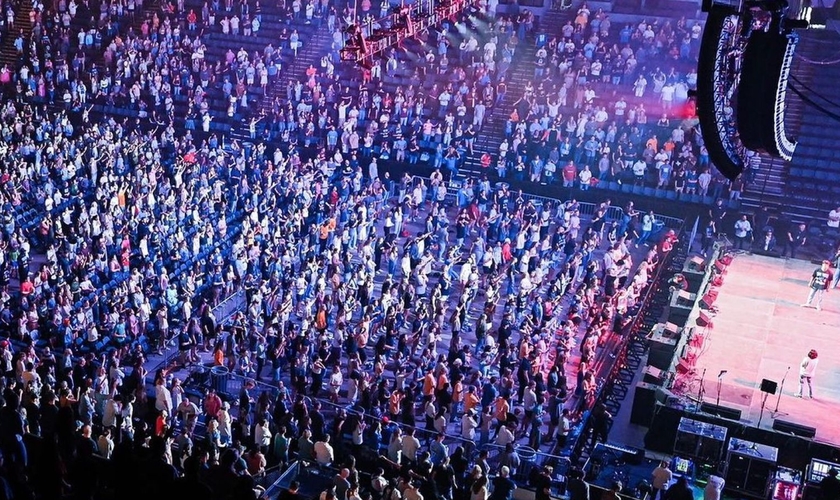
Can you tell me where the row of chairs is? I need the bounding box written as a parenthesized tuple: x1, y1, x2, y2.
(789, 164, 840, 181)
(574, 181, 737, 207)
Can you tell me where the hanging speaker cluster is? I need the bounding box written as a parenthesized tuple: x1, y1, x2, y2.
(696, 1, 807, 181)
(737, 29, 799, 161)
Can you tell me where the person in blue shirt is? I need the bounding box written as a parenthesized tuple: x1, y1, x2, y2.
(429, 433, 448, 466)
(481, 376, 498, 408)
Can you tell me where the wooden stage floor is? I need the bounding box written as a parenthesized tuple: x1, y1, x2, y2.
(673, 253, 840, 446)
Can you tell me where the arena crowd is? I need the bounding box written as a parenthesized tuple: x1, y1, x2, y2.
(0, 0, 694, 498)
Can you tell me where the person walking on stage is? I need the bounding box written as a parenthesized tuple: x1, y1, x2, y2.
(803, 260, 833, 311)
(795, 349, 819, 399)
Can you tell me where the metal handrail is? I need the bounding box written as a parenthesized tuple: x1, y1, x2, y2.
(571, 222, 686, 457)
(224, 372, 573, 466)
(413, 175, 685, 230)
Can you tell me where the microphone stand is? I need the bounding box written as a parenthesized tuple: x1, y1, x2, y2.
(696, 368, 707, 411)
(716, 373, 724, 407)
(772, 366, 791, 417)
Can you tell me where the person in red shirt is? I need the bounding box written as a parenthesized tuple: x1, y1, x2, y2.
(19, 277, 34, 296)
(480, 152, 492, 169)
(660, 229, 679, 254)
(562, 161, 578, 187)
(155, 410, 169, 436)
(501, 239, 513, 262)
(187, 9, 197, 30)
(203, 388, 222, 421)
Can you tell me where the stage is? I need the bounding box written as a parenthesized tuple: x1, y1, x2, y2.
(673, 253, 840, 446)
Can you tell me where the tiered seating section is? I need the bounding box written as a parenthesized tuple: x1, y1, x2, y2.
(777, 30, 840, 224)
(19, 0, 324, 133)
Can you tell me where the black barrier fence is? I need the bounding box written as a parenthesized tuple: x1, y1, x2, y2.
(569, 222, 689, 460)
(221, 371, 574, 477)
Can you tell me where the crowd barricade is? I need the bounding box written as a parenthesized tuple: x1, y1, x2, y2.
(414, 175, 684, 231)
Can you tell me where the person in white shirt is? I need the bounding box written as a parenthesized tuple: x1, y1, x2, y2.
(102, 395, 121, 428)
(795, 349, 819, 399)
(704, 474, 725, 500)
(496, 424, 515, 445)
(637, 211, 656, 248)
(462, 410, 479, 441)
(21, 362, 42, 393)
(314, 434, 335, 465)
(154, 378, 172, 416)
(632, 159, 647, 185)
(329, 364, 344, 403)
(255, 419, 273, 450)
(401, 428, 421, 462)
(579, 165, 592, 190)
(97, 428, 115, 459)
(660, 83, 675, 110)
(828, 207, 840, 229)
(121, 393, 135, 438)
(651, 460, 673, 500)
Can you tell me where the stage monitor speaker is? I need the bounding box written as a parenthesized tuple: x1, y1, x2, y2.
(685, 256, 705, 273)
(643, 365, 665, 385)
(760, 379, 778, 395)
(700, 290, 718, 309)
(697, 310, 714, 327)
(668, 307, 692, 325)
(726, 454, 774, 497)
(648, 334, 679, 371)
(772, 419, 817, 439)
(631, 382, 660, 426)
(700, 402, 742, 421)
(675, 357, 695, 374)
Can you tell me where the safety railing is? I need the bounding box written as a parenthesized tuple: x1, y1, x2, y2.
(413, 176, 685, 231)
(216, 372, 572, 478)
(570, 221, 686, 457)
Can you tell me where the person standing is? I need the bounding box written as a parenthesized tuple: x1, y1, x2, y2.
(795, 349, 819, 399)
(819, 468, 840, 500)
(566, 468, 590, 500)
(704, 474, 725, 500)
(701, 220, 717, 257)
(803, 260, 832, 311)
(828, 206, 840, 230)
(664, 477, 694, 500)
(781, 222, 807, 259)
(534, 466, 554, 500)
(733, 215, 752, 250)
(490, 466, 517, 500)
(637, 211, 656, 247)
(709, 198, 727, 226)
(651, 460, 673, 500)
